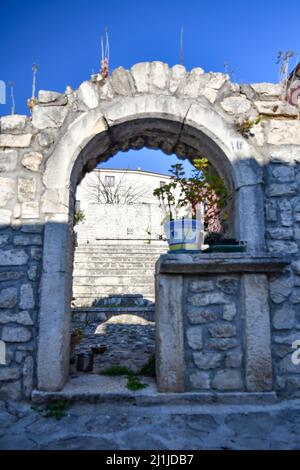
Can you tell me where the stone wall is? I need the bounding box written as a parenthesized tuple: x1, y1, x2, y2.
(184, 276, 243, 392)
(265, 161, 300, 397)
(0, 61, 300, 399)
(70, 306, 155, 374)
(0, 225, 43, 399)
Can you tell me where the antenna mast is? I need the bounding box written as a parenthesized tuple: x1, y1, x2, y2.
(8, 81, 15, 115)
(180, 27, 184, 65)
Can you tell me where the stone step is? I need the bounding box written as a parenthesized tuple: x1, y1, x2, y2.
(74, 251, 164, 259)
(73, 285, 154, 295)
(75, 243, 167, 250)
(76, 247, 167, 254)
(73, 275, 154, 286)
(73, 269, 154, 276)
(73, 262, 157, 269)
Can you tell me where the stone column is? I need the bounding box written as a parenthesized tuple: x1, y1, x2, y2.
(37, 222, 74, 391)
(242, 274, 273, 391)
(155, 273, 185, 392)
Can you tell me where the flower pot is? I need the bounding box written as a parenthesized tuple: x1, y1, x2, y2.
(164, 218, 204, 251)
(76, 352, 94, 372)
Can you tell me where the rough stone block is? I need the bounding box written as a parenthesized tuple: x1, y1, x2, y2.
(267, 121, 300, 145)
(251, 82, 281, 98)
(0, 367, 20, 381)
(187, 326, 203, 350)
(37, 132, 54, 148)
(1, 326, 32, 342)
(225, 351, 242, 368)
(0, 310, 33, 325)
(111, 67, 135, 96)
(216, 277, 239, 294)
(0, 209, 11, 226)
(13, 234, 42, 246)
(188, 280, 214, 293)
(272, 305, 295, 329)
(0, 380, 22, 400)
(150, 62, 170, 92)
(189, 292, 230, 306)
(265, 200, 277, 222)
(0, 177, 15, 207)
(189, 371, 210, 389)
(0, 115, 27, 132)
(169, 65, 186, 94)
(20, 284, 35, 309)
(267, 241, 298, 255)
(200, 73, 228, 103)
(0, 134, 32, 148)
(131, 63, 151, 93)
(223, 304, 237, 321)
(0, 150, 18, 172)
(18, 178, 36, 202)
(0, 287, 18, 308)
(290, 288, 300, 304)
(38, 90, 67, 105)
(193, 351, 222, 370)
(22, 152, 43, 172)
(187, 308, 218, 324)
(208, 338, 238, 350)
(266, 183, 298, 197)
(32, 106, 68, 130)
(272, 165, 295, 182)
(266, 228, 293, 240)
(0, 234, 9, 246)
(212, 370, 243, 391)
(22, 355, 34, 398)
(21, 201, 39, 219)
(209, 323, 236, 338)
(221, 96, 252, 115)
(278, 199, 293, 227)
(77, 81, 99, 109)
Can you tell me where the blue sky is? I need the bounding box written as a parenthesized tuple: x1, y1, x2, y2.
(1, 0, 299, 174)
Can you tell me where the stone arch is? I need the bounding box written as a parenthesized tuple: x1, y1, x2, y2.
(37, 94, 265, 391)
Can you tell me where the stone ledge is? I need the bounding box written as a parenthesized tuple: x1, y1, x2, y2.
(32, 374, 278, 405)
(157, 253, 291, 274)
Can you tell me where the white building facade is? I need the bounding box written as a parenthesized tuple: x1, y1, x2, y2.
(75, 168, 172, 243)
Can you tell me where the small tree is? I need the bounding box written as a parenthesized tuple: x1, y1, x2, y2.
(84, 171, 148, 204)
(153, 158, 228, 234)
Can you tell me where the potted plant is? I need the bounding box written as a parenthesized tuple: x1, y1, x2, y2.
(153, 158, 228, 251)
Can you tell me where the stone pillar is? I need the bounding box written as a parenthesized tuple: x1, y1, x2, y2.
(235, 184, 265, 253)
(155, 273, 185, 392)
(242, 274, 273, 391)
(37, 222, 74, 391)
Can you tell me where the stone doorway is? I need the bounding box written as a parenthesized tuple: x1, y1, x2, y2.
(37, 97, 265, 393)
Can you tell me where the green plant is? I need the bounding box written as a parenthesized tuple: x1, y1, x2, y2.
(44, 400, 70, 420)
(72, 328, 83, 337)
(99, 364, 149, 391)
(235, 115, 263, 138)
(153, 158, 228, 233)
(139, 355, 156, 377)
(99, 365, 135, 376)
(74, 209, 85, 225)
(126, 375, 149, 391)
(145, 227, 152, 244)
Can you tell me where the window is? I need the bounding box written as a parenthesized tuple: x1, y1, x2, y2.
(105, 175, 115, 187)
(160, 181, 166, 188)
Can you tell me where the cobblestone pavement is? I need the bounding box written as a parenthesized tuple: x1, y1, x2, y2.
(1, 399, 300, 450)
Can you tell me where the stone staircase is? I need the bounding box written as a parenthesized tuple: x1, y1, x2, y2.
(72, 241, 168, 307)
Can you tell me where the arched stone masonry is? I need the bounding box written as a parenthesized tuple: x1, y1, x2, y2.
(0, 62, 299, 399)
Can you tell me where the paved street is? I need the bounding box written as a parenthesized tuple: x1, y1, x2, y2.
(1, 399, 300, 450)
